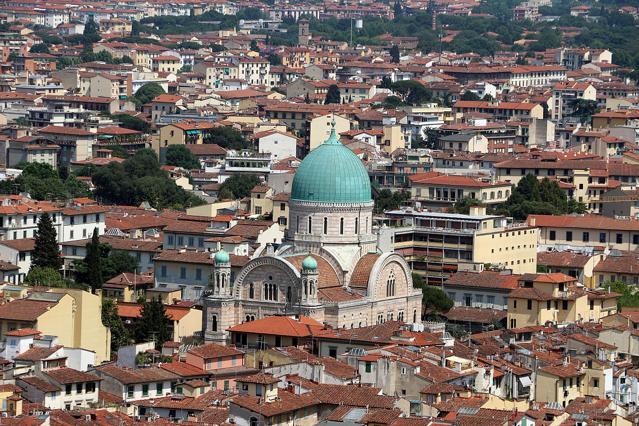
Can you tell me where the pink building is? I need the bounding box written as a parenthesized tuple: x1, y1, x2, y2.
(185, 344, 251, 391)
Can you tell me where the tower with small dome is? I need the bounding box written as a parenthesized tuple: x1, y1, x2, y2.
(203, 121, 423, 344)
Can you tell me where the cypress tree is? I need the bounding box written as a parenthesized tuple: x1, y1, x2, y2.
(84, 228, 104, 291)
(31, 212, 62, 271)
(134, 298, 171, 348)
(325, 84, 341, 104)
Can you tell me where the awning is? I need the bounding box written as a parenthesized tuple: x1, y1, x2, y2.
(519, 376, 532, 387)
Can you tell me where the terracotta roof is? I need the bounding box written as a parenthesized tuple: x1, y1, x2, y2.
(185, 143, 227, 156)
(188, 343, 244, 359)
(116, 303, 193, 321)
(594, 253, 639, 274)
(227, 315, 323, 337)
(537, 251, 592, 268)
(44, 367, 100, 385)
(238, 372, 279, 385)
(539, 362, 585, 378)
(38, 125, 94, 136)
(15, 345, 63, 362)
(18, 376, 59, 393)
(232, 390, 318, 417)
(0, 299, 57, 321)
(95, 364, 179, 385)
(0, 238, 35, 251)
(5, 328, 40, 337)
(567, 333, 616, 350)
(510, 286, 556, 301)
(319, 287, 364, 302)
(444, 271, 520, 290)
(283, 254, 340, 289)
(350, 253, 381, 288)
(310, 384, 396, 409)
(443, 307, 507, 324)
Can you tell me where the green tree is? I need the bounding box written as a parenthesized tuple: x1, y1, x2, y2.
(133, 83, 165, 107)
(32, 212, 62, 271)
(422, 285, 454, 313)
(219, 175, 261, 199)
(570, 99, 599, 124)
(325, 84, 341, 104)
(393, 0, 403, 19)
(165, 145, 200, 169)
(374, 189, 410, 213)
(390, 80, 432, 106)
(30, 43, 50, 54)
(108, 113, 150, 133)
(25, 267, 67, 287)
(103, 251, 138, 281)
(102, 298, 130, 352)
(83, 228, 104, 292)
(83, 15, 101, 47)
(268, 53, 282, 65)
(390, 44, 400, 63)
(134, 298, 172, 348)
(460, 91, 481, 101)
(606, 280, 639, 309)
(498, 175, 587, 220)
(203, 127, 248, 149)
(250, 40, 260, 52)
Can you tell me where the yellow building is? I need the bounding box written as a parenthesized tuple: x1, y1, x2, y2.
(528, 214, 639, 252)
(535, 361, 585, 407)
(506, 273, 618, 329)
(158, 121, 218, 151)
(380, 125, 406, 154)
(0, 288, 111, 364)
(309, 114, 350, 151)
(383, 206, 538, 285)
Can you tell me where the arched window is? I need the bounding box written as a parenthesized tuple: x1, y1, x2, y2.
(497, 190, 502, 198)
(323, 217, 328, 234)
(264, 283, 269, 300)
(308, 216, 312, 233)
(249, 283, 254, 299)
(250, 417, 258, 426)
(304, 280, 308, 297)
(272, 284, 278, 301)
(296, 215, 300, 233)
(413, 309, 417, 323)
(287, 286, 292, 303)
(340, 218, 344, 235)
(366, 217, 369, 233)
(246, 315, 251, 322)
(355, 217, 359, 234)
(386, 271, 396, 297)
(212, 315, 217, 331)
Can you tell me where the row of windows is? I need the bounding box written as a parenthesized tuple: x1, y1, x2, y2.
(548, 230, 636, 244)
(167, 235, 206, 248)
(159, 265, 206, 281)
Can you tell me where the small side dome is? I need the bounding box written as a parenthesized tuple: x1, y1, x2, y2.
(214, 249, 230, 264)
(302, 255, 317, 271)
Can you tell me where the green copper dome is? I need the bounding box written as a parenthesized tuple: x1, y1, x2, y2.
(302, 255, 317, 271)
(291, 124, 372, 204)
(214, 249, 230, 264)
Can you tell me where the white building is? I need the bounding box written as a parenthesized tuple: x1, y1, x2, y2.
(256, 130, 299, 160)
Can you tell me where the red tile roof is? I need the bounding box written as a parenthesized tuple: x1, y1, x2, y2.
(227, 315, 323, 337)
(529, 214, 639, 232)
(188, 343, 244, 359)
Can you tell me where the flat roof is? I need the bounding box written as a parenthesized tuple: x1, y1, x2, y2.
(385, 209, 501, 221)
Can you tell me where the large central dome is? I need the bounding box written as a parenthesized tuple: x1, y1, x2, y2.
(291, 125, 372, 204)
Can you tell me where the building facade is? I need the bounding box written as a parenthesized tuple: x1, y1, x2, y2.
(203, 124, 423, 343)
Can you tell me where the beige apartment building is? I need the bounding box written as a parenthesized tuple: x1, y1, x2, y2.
(408, 172, 512, 209)
(494, 158, 620, 212)
(528, 214, 639, 251)
(381, 206, 538, 285)
(506, 273, 618, 329)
